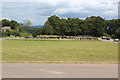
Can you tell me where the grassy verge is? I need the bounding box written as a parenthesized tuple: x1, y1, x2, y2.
(2, 39, 118, 64)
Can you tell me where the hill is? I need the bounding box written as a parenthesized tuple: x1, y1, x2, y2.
(30, 25, 43, 28)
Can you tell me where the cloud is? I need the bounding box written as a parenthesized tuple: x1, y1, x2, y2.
(52, 0, 118, 19)
(1, 0, 119, 25)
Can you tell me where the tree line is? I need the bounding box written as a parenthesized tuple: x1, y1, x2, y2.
(1, 15, 120, 39)
(33, 15, 120, 39)
(0, 19, 34, 37)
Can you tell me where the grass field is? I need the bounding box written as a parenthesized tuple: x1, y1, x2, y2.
(2, 39, 118, 63)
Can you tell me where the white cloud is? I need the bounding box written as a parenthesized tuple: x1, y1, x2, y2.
(1, 0, 119, 25)
(52, 0, 118, 19)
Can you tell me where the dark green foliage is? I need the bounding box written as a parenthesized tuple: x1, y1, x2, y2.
(85, 16, 105, 37)
(42, 15, 120, 38)
(2, 30, 11, 37)
(1, 16, 120, 39)
(116, 27, 120, 39)
(0, 20, 2, 28)
(2, 19, 10, 27)
(31, 28, 43, 37)
(9, 20, 19, 29)
(47, 15, 61, 35)
(104, 19, 120, 38)
(10, 30, 20, 37)
(31, 32, 37, 38)
(42, 22, 54, 35)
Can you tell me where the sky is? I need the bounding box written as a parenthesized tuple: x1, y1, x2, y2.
(1, 0, 119, 25)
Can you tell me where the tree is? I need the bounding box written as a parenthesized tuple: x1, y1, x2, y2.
(1, 16, 119, 38)
(9, 20, 19, 29)
(23, 20, 32, 27)
(104, 20, 117, 36)
(116, 27, 120, 39)
(44, 15, 105, 36)
(0, 20, 2, 28)
(31, 32, 37, 38)
(20, 20, 32, 33)
(42, 22, 54, 35)
(85, 16, 105, 37)
(10, 30, 20, 37)
(2, 30, 11, 37)
(66, 18, 82, 36)
(31, 28, 43, 38)
(2, 19, 10, 27)
(60, 18, 67, 35)
(47, 15, 61, 35)
(21, 33, 32, 38)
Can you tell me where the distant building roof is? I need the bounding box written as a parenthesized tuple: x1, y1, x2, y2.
(0, 26, 11, 32)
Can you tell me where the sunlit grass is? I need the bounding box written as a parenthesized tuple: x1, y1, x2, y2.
(2, 39, 118, 63)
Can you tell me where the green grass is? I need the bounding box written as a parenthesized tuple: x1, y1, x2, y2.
(2, 39, 118, 64)
(2, 35, 16, 38)
(37, 35, 61, 37)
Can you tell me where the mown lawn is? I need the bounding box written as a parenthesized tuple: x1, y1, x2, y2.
(2, 39, 118, 63)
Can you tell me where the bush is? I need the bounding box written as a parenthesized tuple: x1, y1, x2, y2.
(2, 30, 11, 37)
(20, 32, 32, 37)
